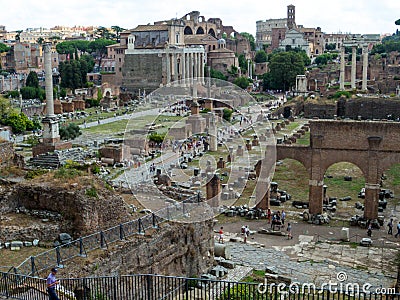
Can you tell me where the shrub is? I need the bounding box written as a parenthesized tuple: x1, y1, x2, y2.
(85, 186, 98, 198)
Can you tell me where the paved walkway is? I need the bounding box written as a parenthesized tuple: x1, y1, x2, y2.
(221, 231, 395, 291)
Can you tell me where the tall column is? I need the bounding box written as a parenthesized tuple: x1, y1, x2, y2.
(340, 46, 345, 90)
(308, 179, 324, 215)
(364, 183, 379, 220)
(185, 52, 190, 84)
(44, 44, 54, 116)
(174, 54, 179, 82)
(181, 52, 186, 81)
(189, 53, 193, 82)
(351, 46, 357, 89)
(166, 52, 171, 85)
(194, 52, 198, 79)
(362, 45, 368, 91)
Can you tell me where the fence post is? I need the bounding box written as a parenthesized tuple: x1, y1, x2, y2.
(3, 272, 10, 298)
(79, 237, 87, 257)
(119, 224, 124, 240)
(152, 213, 158, 228)
(138, 218, 144, 235)
(100, 231, 107, 249)
(146, 274, 153, 300)
(30, 256, 36, 276)
(56, 247, 62, 268)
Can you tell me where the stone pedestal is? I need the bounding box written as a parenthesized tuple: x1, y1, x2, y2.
(364, 184, 379, 220)
(252, 136, 259, 146)
(245, 139, 252, 151)
(217, 157, 225, 169)
(309, 180, 324, 215)
(206, 174, 221, 207)
(236, 145, 244, 156)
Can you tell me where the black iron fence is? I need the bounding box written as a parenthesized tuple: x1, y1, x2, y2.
(8, 194, 201, 278)
(1, 272, 398, 300)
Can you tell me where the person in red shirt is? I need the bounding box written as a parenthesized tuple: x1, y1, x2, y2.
(218, 227, 224, 244)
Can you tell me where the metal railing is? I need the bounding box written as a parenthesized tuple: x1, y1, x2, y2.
(1, 272, 398, 300)
(8, 194, 200, 277)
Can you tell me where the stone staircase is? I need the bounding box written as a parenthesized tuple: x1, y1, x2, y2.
(29, 148, 86, 169)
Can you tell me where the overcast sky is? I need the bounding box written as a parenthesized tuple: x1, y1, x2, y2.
(2, 0, 399, 36)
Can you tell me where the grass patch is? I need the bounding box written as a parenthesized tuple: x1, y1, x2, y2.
(84, 119, 129, 134)
(296, 132, 310, 146)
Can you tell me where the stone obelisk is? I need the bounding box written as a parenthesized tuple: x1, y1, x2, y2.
(42, 43, 60, 144)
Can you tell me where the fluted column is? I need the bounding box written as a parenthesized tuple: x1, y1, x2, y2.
(351, 46, 357, 89)
(194, 52, 198, 78)
(362, 45, 368, 91)
(340, 46, 345, 90)
(44, 44, 54, 116)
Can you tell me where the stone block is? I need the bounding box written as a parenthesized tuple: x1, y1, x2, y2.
(24, 241, 33, 247)
(33, 239, 39, 246)
(220, 260, 236, 269)
(11, 246, 21, 251)
(11, 241, 23, 248)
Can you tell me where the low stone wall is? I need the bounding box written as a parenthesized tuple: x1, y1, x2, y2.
(0, 141, 14, 166)
(1, 177, 131, 239)
(67, 221, 214, 278)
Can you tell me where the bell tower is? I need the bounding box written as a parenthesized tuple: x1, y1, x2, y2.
(287, 5, 296, 30)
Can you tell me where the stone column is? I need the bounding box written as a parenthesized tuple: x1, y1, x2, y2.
(206, 174, 221, 207)
(362, 45, 368, 91)
(308, 179, 324, 215)
(351, 46, 357, 89)
(44, 44, 54, 116)
(166, 52, 171, 85)
(189, 53, 193, 82)
(181, 52, 186, 81)
(194, 52, 198, 78)
(364, 183, 379, 220)
(173, 53, 179, 82)
(340, 46, 345, 90)
(185, 53, 190, 84)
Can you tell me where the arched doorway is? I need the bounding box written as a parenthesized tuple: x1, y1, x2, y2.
(184, 26, 193, 35)
(272, 158, 309, 206)
(324, 162, 365, 219)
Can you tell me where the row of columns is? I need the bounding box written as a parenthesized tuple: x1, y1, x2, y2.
(166, 51, 205, 84)
(339, 44, 369, 91)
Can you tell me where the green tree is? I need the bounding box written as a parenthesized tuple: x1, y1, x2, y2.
(222, 108, 233, 121)
(111, 26, 126, 42)
(4, 112, 33, 133)
(59, 123, 81, 140)
(97, 88, 103, 101)
(240, 32, 255, 51)
(95, 26, 112, 39)
(209, 67, 227, 81)
(254, 50, 267, 63)
(88, 39, 116, 71)
(26, 71, 39, 88)
(15, 30, 23, 42)
(20, 87, 38, 99)
(148, 132, 166, 144)
(36, 37, 45, 45)
(268, 51, 305, 91)
(0, 43, 10, 53)
(396, 19, 400, 26)
(238, 54, 247, 73)
(233, 76, 251, 89)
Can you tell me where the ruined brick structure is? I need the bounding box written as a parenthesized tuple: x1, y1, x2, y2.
(275, 120, 400, 219)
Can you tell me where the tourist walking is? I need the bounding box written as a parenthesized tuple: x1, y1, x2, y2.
(243, 225, 250, 243)
(46, 268, 60, 300)
(287, 223, 293, 239)
(218, 227, 224, 244)
(395, 222, 400, 238)
(367, 224, 372, 237)
(388, 218, 393, 235)
(281, 210, 286, 225)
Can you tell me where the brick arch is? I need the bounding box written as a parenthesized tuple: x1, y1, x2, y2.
(196, 27, 204, 34)
(276, 145, 312, 175)
(318, 150, 369, 181)
(379, 153, 400, 177)
(184, 26, 193, 35)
